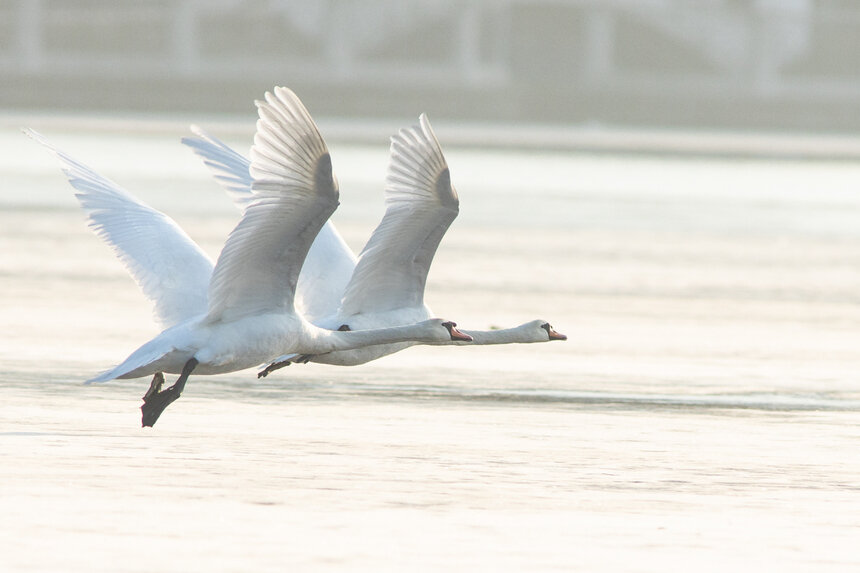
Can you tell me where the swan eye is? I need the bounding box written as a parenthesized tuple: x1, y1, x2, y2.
(541, 322, 551, 334)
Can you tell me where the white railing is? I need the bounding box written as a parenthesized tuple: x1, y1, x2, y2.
(1, 0, 510, 87)
(2, 0, 859, 100)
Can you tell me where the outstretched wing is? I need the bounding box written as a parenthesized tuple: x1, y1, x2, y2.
(338, 114, 458, 316)
(205, 87, 339, 322)
(25, 129, 214, 328)
(181, 125, 255, 210)
(181, 124, 357, 324)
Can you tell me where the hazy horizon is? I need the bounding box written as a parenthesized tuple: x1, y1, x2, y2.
(3, 0, 860, 133)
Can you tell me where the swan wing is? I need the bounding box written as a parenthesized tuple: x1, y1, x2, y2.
(206, 87, 339, 322)
(181, 125, 357, 324)
(181, 125, 255, 210)
(295, 221, 357, 323)
(338, 114, 458, 316)
(25, 129, 214, 328)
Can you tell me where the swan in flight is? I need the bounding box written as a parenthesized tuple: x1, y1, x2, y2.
(184, 114, 566, 376)
(27, 87, 472, 426)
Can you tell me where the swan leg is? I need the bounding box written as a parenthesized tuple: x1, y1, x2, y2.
(141, 358, 198, 428)
(257, 323, 349, 377)
(257, 360, 291, 379)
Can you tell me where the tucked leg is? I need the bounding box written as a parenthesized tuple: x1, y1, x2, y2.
(257, 324, 350, 378)
(141, 358, 198, 428)
(257, 360, 291, 379)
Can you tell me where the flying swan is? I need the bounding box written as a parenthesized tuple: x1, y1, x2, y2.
(27, 87, 472, 426)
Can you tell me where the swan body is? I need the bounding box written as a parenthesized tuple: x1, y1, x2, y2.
(93, 314, 463, 380)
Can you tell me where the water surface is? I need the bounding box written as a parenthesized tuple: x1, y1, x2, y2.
(1, 122, 859, 571)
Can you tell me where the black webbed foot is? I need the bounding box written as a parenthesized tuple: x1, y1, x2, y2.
(141, 385, 182, 427)
(140, 358, 198, 428)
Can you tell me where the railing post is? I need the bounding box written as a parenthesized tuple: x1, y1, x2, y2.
(174, 0, 199, 77)
(18, 0, 43, 73)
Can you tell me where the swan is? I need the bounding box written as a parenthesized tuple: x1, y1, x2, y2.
(183, 114, 566, 376)
(28, 86, 472, 427)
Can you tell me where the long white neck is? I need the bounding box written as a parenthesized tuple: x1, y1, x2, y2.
(456, 323, 542, 345)
(313, 321, 444, 353)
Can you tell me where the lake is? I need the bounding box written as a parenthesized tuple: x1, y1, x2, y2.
(1, 118, 859, 571)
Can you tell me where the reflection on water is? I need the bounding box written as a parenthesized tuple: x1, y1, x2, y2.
(1, 121, 860, 572)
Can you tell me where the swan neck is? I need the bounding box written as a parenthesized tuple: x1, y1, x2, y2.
(460, 326, 530, 345)
(327, 324, 429, 351)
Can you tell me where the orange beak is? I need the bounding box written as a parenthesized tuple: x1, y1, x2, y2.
(547, 326, 567, 341)
(443, 321, 473, 342)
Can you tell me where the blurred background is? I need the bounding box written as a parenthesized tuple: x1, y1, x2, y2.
(2, 0, 860, 136)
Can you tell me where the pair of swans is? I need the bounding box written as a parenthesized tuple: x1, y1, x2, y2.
(30, 87, 565, 426)
(183, 110, 566, 375)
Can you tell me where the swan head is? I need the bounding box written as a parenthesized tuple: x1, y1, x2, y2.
(518, 319, 566, 342)
(540, 321, 567, 341)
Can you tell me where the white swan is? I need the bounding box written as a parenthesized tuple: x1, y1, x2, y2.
(28, 86, 471, 426)
(184, 115, 566, 375)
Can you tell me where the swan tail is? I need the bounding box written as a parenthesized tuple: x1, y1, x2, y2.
(86, 367, 128, 384)
(85, 337, 180, 384)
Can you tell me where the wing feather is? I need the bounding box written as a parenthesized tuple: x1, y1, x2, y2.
(338, 114, 458, 316)
(180, 124, 357, 323)
(25, 129, 213, 328)
(181, 126, 254, 209)
(205, 87, 339, 322)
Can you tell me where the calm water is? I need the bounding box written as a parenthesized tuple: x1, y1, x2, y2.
(2, 120, 860, 572)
